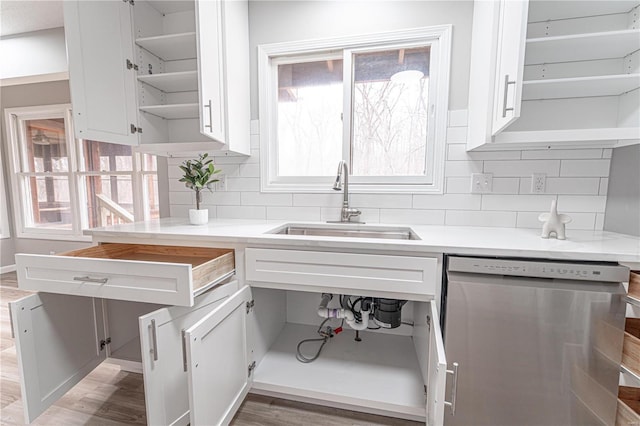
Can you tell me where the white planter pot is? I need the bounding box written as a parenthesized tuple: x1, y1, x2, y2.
(189, 209, 209, 225)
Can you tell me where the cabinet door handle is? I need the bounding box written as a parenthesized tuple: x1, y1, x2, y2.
(73, 276, 108, 284)
(444, 362, 459, 415)
(204, 99, 213, 131)
(151, 319, 159, 361)
(8, 306, 15, 339)
(182, 329, 188, 372)
(502, 74, 516, 118)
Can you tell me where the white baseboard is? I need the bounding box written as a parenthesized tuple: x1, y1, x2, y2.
(0, 264, 16, 274)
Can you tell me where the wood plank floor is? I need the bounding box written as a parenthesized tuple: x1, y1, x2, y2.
(0, 272, 421, 425)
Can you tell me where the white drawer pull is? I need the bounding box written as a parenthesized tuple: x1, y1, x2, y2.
(73, 276, 108, 284)
(445, 362, 459, 415)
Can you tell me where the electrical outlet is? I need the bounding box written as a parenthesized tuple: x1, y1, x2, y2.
(531, 173, 546, 193)
(470, 173, 493, 193)
(215, 174, 227, 191)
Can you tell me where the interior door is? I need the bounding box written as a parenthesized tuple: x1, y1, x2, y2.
(138, 281, 237, 426)
(427, 300, 447, 426)
(491, 0, 529, 135)
(195, 0, 225, 142)
(9, 293, 107, 423)
(184, 285, 253, 425)
(64, 0, 139, 145)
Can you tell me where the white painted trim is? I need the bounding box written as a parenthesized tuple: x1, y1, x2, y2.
(0, 72, 69, 87)
(0, 264, 17, 274)
(258, 26, 451, 194)
(0, 141, 11, 239)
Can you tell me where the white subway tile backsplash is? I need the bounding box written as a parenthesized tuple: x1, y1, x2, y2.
(266, 207, 321, 221)
(167, 110, 613, 231)
(448, 110, 468, 127)
(293, 193, 344, 207)
(379, 209, 445, 225)
(239, 163, 260, 177)
(484, 160, 561, 177)
(516, 211, 596, 230)
(227, 177, 260, 192)
(557, 195, 607, 213)
(521, 149, 602, 160)
(446, 126, 467, 143)
(519, 177, 600, 195)
(445, 210, 517, 227)
(482, 195, 557, 211)
(217, 205, 266, 220)
(560, 159, 610, 177)
(202, 191, 242, 205)
(241, 192, 292, 206)
(351, 194, 412, 209)
(413, 194, 481, 210)
(444, 161, 483, 177)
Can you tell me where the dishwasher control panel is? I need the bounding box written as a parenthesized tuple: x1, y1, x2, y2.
(448, 256, 630, 282)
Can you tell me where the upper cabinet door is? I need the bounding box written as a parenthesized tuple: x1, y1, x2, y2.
(427, 300, 447, 426)
(138, 281, 237, 426)
(64, 0, 139, 146)
(491, 0, 529, 136)
(185, 285, 253, 425)
(195, 0, 225, 143)
(9, 293, 107, 423)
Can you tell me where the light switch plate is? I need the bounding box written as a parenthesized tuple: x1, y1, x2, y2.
(470, 173, 493, 193)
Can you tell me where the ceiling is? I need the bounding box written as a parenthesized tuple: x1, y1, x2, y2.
(1, 0, 63, 37)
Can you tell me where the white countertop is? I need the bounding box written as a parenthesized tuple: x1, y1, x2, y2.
(86, 218, 640, 263)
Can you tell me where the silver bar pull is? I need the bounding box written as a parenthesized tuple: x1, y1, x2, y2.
(204, 100, 213, 131)
(151, 319, 159, 361)
(444, 362, 459, 415)
(502, 74, 516, 118)
(182, 329, 188, 372)
(8, 305, 15, 339)
(73, 276, 108, 284)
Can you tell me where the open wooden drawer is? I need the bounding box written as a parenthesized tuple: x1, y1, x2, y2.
(16, 244, 235, 306)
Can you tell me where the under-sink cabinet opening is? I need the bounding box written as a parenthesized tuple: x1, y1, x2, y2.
(183, 286, 449, 425)
(15, 243, 235, 306)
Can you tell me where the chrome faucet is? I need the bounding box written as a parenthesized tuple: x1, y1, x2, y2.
(332, 160, 361, 222)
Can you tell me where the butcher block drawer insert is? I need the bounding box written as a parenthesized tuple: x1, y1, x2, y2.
(16, 244, 235, 306)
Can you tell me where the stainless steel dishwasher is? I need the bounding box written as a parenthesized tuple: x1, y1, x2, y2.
(443, 256, 629, 426)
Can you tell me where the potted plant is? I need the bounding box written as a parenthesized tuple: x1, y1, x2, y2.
(179, 153, 221, 225)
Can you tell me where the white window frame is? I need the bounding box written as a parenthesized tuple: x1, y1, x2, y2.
(0, 148, 11, 239)
(258, 26, 452, 193)
(4, 104, 156, 241)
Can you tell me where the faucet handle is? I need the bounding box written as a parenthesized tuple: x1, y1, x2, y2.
(342, 207, 361, 221)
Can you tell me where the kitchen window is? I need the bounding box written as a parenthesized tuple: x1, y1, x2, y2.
(259, 26, 451, 193)
(4, 104, 159, 241)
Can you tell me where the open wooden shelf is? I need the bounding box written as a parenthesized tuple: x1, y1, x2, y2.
(137, 71, 198, 93)
(525, 29, 640, 65)
(135, 32, 197, 61)
(522, 74, 640, 101)
(139, 103, 199, 120)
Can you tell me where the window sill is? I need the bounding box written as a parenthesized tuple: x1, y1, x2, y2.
(261, 181, 444, 194)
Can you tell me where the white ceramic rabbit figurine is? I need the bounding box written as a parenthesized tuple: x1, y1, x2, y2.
(538, 200, 572, 240)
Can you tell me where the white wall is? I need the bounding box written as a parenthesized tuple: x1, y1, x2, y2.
(0, 27, 67, 81)
(167, 1, 611, 231)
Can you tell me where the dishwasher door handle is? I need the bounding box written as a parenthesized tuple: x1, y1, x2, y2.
(444, 362, 459, 415)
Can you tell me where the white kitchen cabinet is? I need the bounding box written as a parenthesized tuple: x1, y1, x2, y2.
(468, 0, 640, 150)
(9, 274, 239, 425)
(184, 286, 449, 424)
(15, 243, 235, 306)
(64, 0, 250, 156)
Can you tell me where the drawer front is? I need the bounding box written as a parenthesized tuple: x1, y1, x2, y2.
(245, 248, 438, 298)
(17, 254, 196, 306)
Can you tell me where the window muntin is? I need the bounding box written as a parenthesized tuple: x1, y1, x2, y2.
(5, 105, 159, 240)
(260, 26, 450, 193)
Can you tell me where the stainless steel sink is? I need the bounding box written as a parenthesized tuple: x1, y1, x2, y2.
(268, 224, 420, 240)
